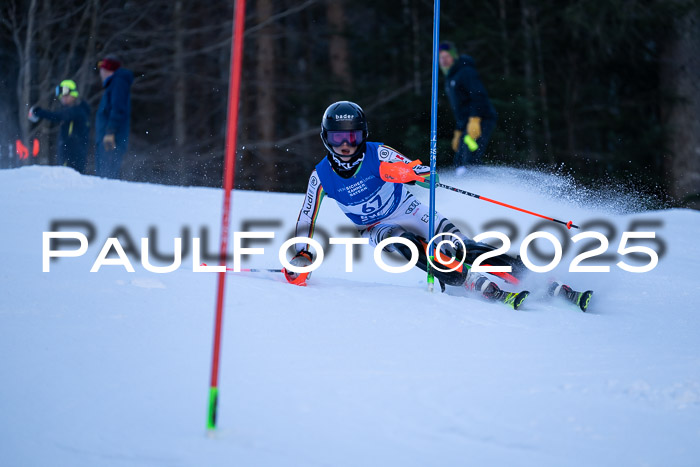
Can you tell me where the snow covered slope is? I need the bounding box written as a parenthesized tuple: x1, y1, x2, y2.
(1, 166, 699, 466)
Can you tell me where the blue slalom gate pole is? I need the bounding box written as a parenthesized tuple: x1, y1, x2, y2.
(427, 0, 441, 292)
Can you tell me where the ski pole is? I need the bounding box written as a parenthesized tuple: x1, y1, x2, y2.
(239, 268, 284, 273)
(201, 263, 283, 273)
(436, 182, 580, 229)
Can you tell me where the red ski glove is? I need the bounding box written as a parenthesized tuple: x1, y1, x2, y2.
(283, 250, 313, 286)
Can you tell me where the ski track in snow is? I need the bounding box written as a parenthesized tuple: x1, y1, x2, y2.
(1, 165, 699, 467)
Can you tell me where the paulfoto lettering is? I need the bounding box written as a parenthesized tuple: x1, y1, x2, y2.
(42, 230, 660, 275)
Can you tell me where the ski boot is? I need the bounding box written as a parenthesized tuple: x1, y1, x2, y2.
(548, 281, 593, 312)
(464, 271, 530, 310)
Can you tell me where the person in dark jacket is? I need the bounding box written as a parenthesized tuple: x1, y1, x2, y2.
(94, 54, 134, 179)
(28, 80, 90, 173)
(439, 41, 497, 174)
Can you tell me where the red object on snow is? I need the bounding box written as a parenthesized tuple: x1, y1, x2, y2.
(16, 140, 29, 160)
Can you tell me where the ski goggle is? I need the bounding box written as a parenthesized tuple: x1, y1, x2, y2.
(326, 130, 364, 147)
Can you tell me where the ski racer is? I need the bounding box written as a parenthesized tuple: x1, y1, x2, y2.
(285, 101, 593, 310)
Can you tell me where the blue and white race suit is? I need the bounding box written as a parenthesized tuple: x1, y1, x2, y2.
(294, 142, 465, 254)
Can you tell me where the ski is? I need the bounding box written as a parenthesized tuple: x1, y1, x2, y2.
(548, 282, 593, 312)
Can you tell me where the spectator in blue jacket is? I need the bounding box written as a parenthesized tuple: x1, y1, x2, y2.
(28, 79, 90, 173)
(95, 54, 134, 179)
(439, 41, 497, 175)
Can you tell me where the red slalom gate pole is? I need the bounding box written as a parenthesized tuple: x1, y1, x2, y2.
(436, 182, 580, 229)
(207, 0, 246, 432)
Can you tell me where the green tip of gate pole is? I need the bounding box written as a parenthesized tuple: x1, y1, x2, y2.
(427, 256, 435, 292)
(207, 386, 219, 431)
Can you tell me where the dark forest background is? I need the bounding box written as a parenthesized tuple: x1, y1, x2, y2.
(1, 0, 698, 207)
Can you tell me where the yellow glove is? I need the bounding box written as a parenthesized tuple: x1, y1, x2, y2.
(467, 117, 482, 140)
(451, 130, 463, 152)
(103, 134, 116, 151)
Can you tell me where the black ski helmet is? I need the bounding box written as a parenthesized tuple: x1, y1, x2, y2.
(320, 101, 368, 157)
